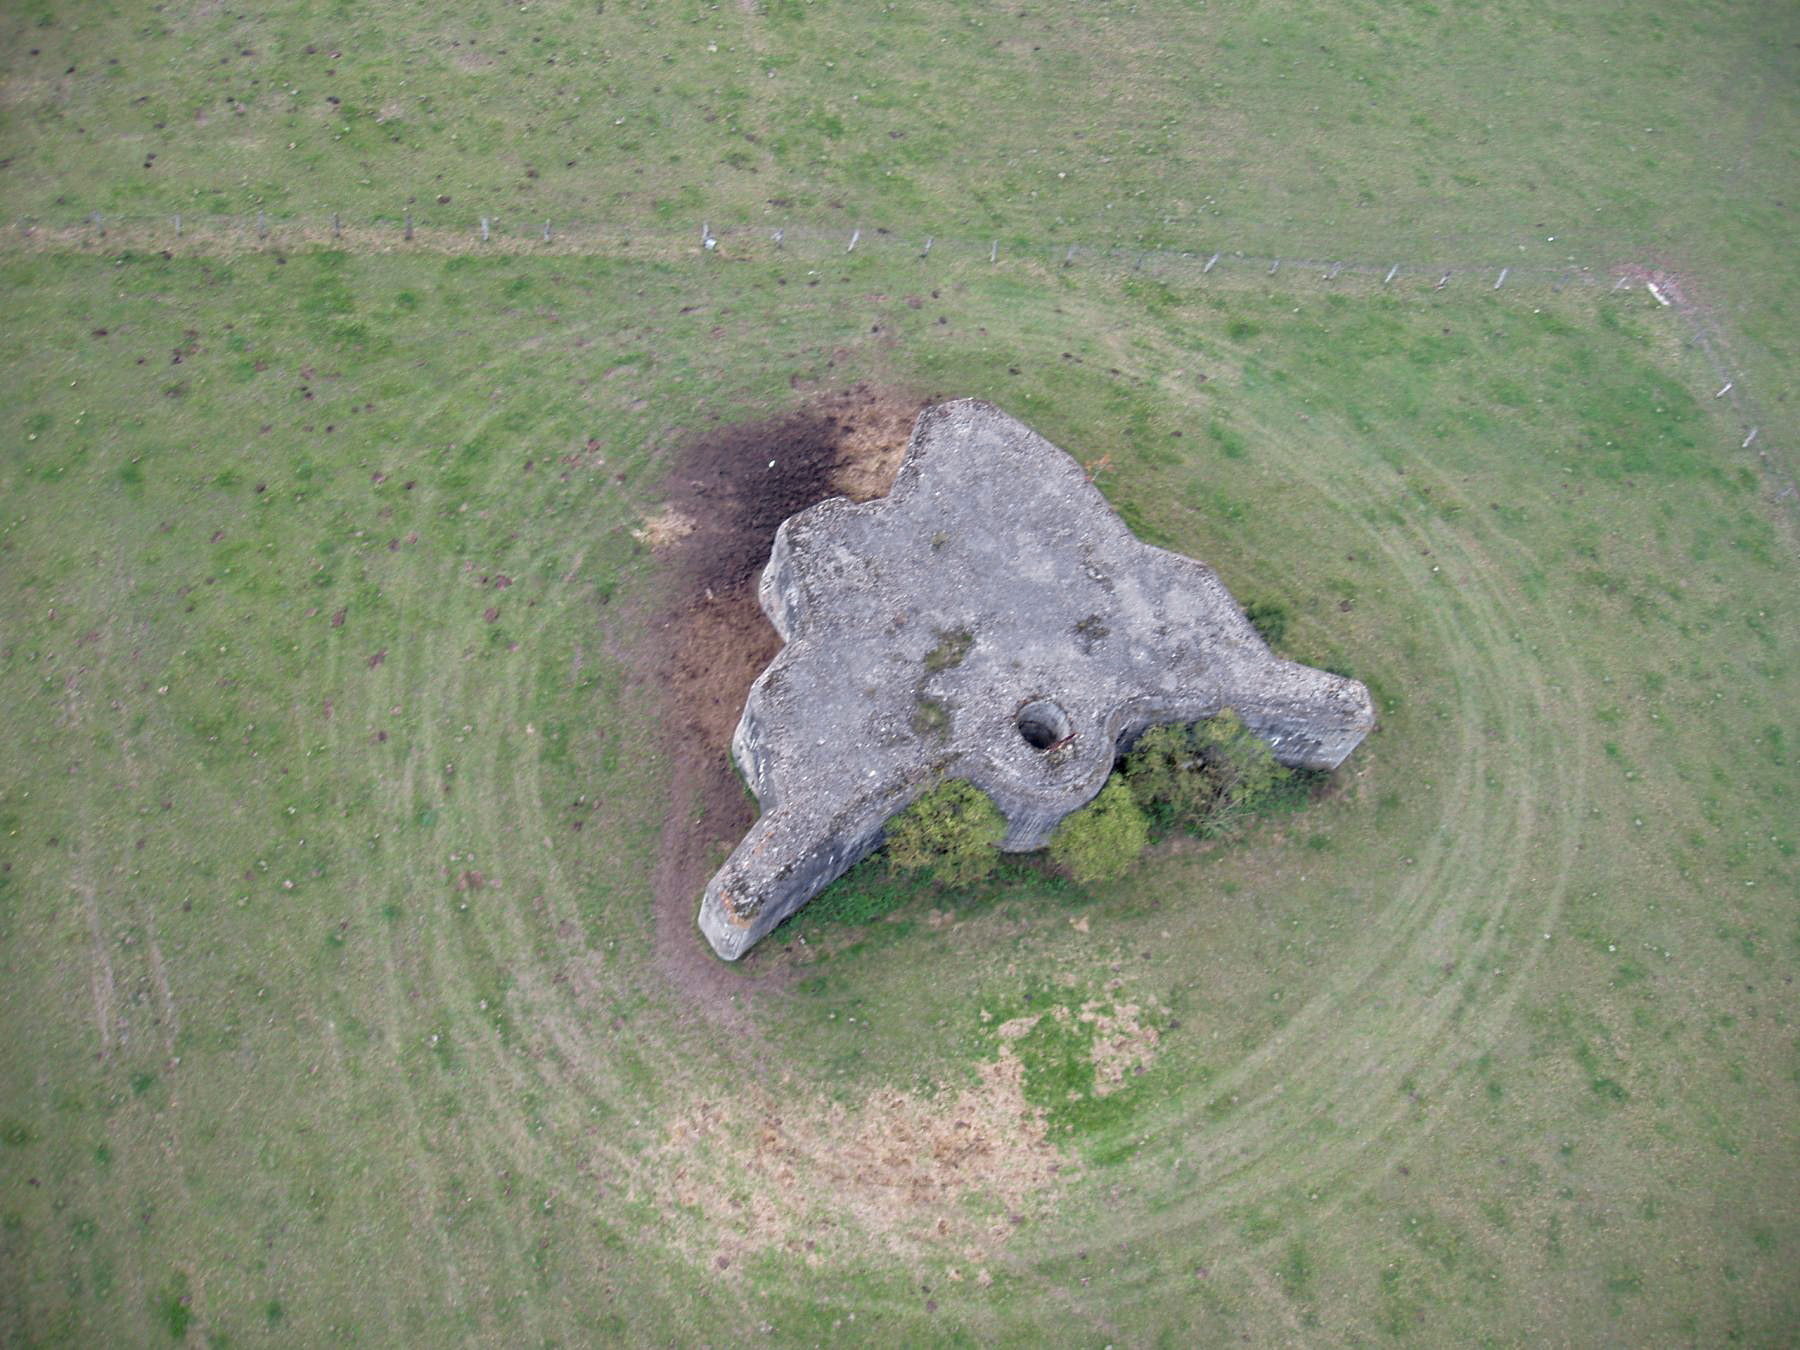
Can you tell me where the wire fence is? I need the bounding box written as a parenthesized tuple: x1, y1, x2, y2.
(10, 207, 1792, 521)
(6, 207, 1675, 292)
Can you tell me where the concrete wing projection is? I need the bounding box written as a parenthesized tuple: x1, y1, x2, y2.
(698, 400, 1374, 960)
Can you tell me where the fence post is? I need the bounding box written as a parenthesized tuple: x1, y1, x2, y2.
(1494, 267, 1508, 290)
(91, 211, 104, 239)
(991, 240, 998, 263)
(1436, 271, 1450, 290)
(1384, 263, 1399, 285)
(404, 210, 413, 241)
(1064, 245, 1076, 267)
(1204, 252, 1220, 273)
(258, 209, 268, 240)
(332, 212, 341, 239)
(773, 227, 784, 249)
(481, 216, 490, 243)
(543, 220, 552, 242)
(174, 213, 182, 239)
(846, 228, 860, 254)
(1268, 258, 1279, 274)
(921, 236, 933, 259)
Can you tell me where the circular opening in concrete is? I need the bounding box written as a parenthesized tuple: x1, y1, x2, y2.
(1016, 699, 1072, 751)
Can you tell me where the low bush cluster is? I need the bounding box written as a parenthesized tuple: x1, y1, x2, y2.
(882, 777, 1008, 886)
(1048, 779, 1150, 883)
(1121, 708, 1291, 837)
(870, 710, 1303, 899)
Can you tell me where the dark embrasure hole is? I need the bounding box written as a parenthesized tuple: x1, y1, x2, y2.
(1016, 698, 1072, 750)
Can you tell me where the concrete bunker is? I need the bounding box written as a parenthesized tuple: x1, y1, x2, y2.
(698, 399, 1375, 961)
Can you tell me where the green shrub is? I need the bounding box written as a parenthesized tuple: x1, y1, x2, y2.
(1122, 709, 1290, 837)
(883, 779, 1006, 887)
(1119, 723, 1220, 828)
(1049, 779, 1150, 883)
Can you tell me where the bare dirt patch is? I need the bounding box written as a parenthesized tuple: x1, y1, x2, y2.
(647, 385, 929, 1017)
(823, 388, 918, 504)
(1081, 1000, 1160, 1096)
(657, 1039, 1071, 1271)
(1613, 260, 1694, 310)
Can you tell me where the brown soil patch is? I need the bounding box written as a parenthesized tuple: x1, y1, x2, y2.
(1081, 1000, 1160, 1096)
(656, 1040, 1071, 1270)
(824, 390, 918, 504)
(647, 384, 929, 1018)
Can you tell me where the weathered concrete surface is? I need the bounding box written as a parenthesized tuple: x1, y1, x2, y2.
(698, 400, 1374, 960)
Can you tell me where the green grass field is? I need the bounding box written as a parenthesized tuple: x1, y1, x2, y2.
(2, 2, 1797, 1345)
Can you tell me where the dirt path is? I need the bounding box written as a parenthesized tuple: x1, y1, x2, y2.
(643, 386, 923, 1026)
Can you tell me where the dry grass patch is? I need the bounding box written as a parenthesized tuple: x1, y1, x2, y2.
(632, 507, 697, 551)
(1081, 1000, 1160, 1097)
(657, 1040, 1073, 1273)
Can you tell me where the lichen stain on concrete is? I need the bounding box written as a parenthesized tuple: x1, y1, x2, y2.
(699, 400, 1375, 960)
